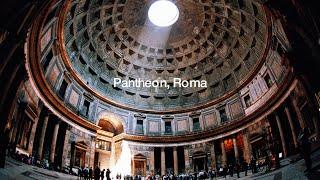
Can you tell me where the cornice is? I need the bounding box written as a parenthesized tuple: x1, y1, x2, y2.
(118, 70, 296, 144)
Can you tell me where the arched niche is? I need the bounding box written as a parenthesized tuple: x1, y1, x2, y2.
(96, 111, 125, 135)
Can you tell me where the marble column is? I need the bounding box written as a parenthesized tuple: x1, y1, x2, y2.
(233, 137, 239, 161)
(110, 140, 116, 167)
(220, 140, 227, 167)
(184, 148, 190, 172)
(173, 147, 178, 175)
(150, 149, 155, 174)
(292, 98, 306, 129)
(27, 117, 39, 155)
(161, 147, 166, 175)
(50, 121, 60, 163)
(275, 113, 287, 158)
(89, 136, 96, 168)
(210, 143, 216, 170)
(27, 105, 42, 154)
(242, 130, 252, 163)
(284, 106, 298, 148)
(38, 114, 49, 159)
(61, 126, 71, 168)
(132, 157, 135, 175)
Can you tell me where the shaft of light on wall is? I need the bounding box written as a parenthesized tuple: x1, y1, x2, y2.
(111, 141, 132, 178)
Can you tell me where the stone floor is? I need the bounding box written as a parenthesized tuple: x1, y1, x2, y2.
(1, 149, 320, 180)
(0, 158, 77, 180)
(217, 148, 320, 180)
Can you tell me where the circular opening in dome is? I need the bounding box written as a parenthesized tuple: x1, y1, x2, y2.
(148, 0, 179, 27)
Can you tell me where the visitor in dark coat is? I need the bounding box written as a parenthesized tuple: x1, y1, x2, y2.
(89, 167, 93, 179)
(94, 166, 101, 180)
(101, 169, 106, 180)
(106, 169, 111, 180)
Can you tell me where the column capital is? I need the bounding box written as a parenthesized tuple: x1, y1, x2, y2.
(54, 118, 61, 125)
(45, 110, 53, 117)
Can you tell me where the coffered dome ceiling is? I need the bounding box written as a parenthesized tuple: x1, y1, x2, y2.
(63, 0, 269, 111)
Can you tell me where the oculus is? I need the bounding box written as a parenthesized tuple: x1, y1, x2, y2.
(148, 0, 179, 27)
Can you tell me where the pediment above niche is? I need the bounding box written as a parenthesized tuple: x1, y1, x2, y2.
(189, 111, 201, 117)
(161, 115, 174, 120)
(134, 113, 146, 119)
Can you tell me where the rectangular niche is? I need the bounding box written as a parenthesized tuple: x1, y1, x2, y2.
(68, 88, 80, 108)
(203, 111, 217, 128)
(148, 120, 160, 133)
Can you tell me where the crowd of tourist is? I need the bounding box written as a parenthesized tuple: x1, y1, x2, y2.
(142, 157, 271, 180)
(76, 167, 111, 180)
(0, 128, 313, 179)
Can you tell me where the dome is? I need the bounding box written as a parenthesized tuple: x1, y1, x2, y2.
(62, 0, 268, 112)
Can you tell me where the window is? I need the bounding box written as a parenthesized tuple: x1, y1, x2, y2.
(244, 94, 251, 108)
(165, 121, 172, 134)
(136, 119, 144, 134)
(219, 108, 228, 123)
(264, 73, 273, 88)
(81, 99, 90, 117)
(58, 80, 68, 99)
(193, 118, 201, 131)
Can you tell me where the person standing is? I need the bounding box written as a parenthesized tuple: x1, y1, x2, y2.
(94, 166, 101, 180)
(250, 156, 257, 174)
(106, 169, 111, 180)
(84, 167, 89, 180)
(229, 164, 233, 177)
(223, 165, 227, 178)
(243, 161, 248, 176)
(298, 128, 312, 172)
(265, 155, 271, 173)
(101, 169, 105, 180)
(235, 162, 240, 178)
(79, 167, 83, 180)
(89, 167, 93, 180)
